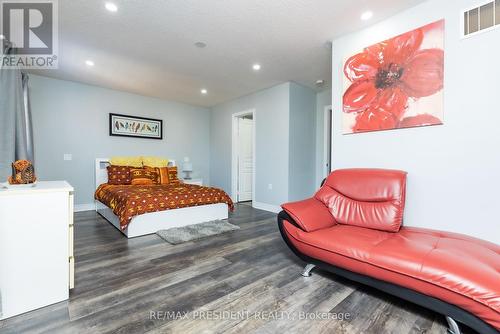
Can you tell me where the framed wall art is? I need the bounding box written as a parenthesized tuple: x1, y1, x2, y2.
(109, 113, 163, 140)
(342, 19, 445, 134)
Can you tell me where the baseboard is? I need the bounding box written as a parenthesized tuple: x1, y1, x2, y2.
(252, 201, 281, 213)
(74, 203, 95, 212)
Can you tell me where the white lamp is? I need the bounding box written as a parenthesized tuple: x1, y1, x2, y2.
(182, 157, 193, 179)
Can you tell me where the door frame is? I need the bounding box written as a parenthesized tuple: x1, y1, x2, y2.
(231, 109, 256, 203)
(323, 105, 332, 178)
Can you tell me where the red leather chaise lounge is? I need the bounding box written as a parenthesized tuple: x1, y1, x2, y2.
(278, 169, 499, 334)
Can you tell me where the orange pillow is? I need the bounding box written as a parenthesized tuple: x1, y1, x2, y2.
(167, 166, 180, 185)
(144, 166, 167, 185)
(130, 168, 158, 185)
(153, 167, 170, 185)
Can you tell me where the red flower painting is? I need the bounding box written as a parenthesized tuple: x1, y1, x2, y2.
(342, 20, 444, 134)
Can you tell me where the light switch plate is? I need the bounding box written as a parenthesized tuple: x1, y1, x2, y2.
(64, 154, 72, 161)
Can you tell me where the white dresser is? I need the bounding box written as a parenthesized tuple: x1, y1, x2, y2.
(0, 181, 74, 320)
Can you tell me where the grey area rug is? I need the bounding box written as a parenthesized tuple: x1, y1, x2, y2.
(156, 220, 240, 245)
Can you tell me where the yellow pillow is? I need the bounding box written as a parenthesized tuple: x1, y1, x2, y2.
(109, 156, 143, 168)
(142, 156, 169, 168)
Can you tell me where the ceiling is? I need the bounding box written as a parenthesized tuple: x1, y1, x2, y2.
(30, 0, 425, 107)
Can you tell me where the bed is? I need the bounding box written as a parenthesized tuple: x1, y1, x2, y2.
(94, 158, 233, 238)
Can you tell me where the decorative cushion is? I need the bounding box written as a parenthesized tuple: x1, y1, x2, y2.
(130, 167, 158, 185)
(167, 166, 180, 185)
(109, 156, 143, 168)
(142, 156, 169, 168)
(150, 167, 170, 185)
(107, 165, 131, 185)
(143, 166, 166, 185)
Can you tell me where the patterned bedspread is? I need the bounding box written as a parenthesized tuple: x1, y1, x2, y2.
(95, 183, 234, 230)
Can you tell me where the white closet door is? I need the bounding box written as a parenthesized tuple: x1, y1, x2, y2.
(238, 118, 253, 202)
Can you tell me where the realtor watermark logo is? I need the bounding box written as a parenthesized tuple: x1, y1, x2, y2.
(1, 0, 58, 69)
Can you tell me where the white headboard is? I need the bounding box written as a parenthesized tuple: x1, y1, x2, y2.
(95, 158, 110, 190)
(95, 158, 177, 190)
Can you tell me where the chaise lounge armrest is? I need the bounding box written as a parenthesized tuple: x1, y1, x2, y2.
(281, 198, 336, 232)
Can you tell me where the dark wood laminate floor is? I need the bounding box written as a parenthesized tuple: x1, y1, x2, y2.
(0, 204, 454, 334)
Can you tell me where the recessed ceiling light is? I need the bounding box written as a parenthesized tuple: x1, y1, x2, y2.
(252, 63, 261, 71)
(361, 11, 373, 21)
(315, 79, 325, 87)
(201, 89, 208, 95)
(85, 60, 95, 67)
(105, 2, 118, 12)
(194, 42, 207, 48)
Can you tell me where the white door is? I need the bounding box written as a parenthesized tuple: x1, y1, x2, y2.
(238, 118, 253, 202)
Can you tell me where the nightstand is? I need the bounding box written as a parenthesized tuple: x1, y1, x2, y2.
(182, 178, 203, 186)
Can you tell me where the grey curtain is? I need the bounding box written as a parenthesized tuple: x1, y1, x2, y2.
(0, 40, 34, 181)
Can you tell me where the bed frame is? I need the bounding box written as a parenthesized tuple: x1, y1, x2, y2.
(94, 158, 229, 238)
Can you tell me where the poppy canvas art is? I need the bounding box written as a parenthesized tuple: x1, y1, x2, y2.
(342, 20, 444, 134)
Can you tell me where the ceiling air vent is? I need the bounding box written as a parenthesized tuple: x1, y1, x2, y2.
(463, 0, 499, 37)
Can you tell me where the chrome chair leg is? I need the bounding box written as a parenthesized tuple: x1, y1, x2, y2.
(446, 316, 461, 334)
(301, 264, 316, 277)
